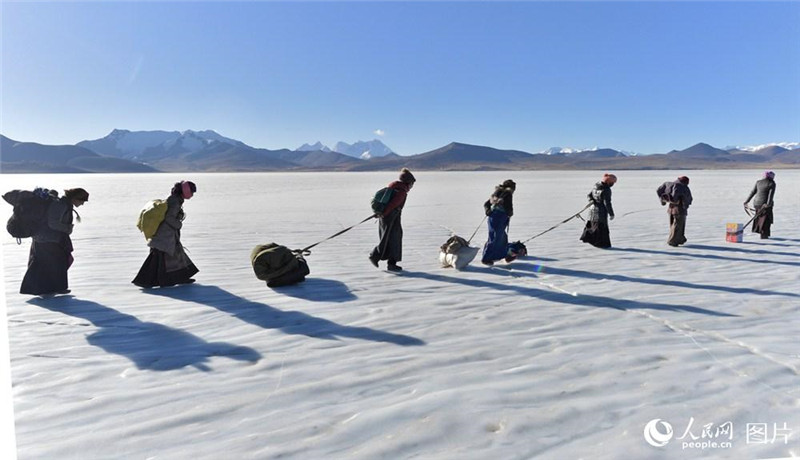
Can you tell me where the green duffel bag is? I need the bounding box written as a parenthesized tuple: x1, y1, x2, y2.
(250, 243, 310, 287)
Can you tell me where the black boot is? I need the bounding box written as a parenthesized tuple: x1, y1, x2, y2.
(387, 261, 403, 272)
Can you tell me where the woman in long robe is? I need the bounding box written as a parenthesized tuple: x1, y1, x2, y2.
(580, 173, 617, 248)
(133, 181, 198, 288)
(21, 188, 89, 296)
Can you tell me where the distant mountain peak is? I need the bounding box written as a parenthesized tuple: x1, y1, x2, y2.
(669, 142, 730, 157)
(296, 141, 331, 152)
(332, 139, 394, 158)
(538, 146, 603, 155)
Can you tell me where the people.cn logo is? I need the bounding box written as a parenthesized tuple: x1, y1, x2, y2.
(644, 419, 674, 447)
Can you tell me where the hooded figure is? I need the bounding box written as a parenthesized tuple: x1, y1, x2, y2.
(744, 171, 776, 239)
(133, 181, 199, 288)
(369, 168, 415, 272)
(657, 176, 693, 246)
(580, 173, 616, 248)
(20, 188, 89, 296)
(481, 179, 516, 265)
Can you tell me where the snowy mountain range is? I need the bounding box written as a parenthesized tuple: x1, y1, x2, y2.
(333, 140, 395, 159)
(296, 140, 395, 159)
(538, 146, 642, 157)
(77, 129, 247, 161)
(726, 142, 800, 152)
(2, 129, 799, 173)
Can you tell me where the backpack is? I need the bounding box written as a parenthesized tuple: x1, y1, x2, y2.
(371, 187, 395, 214)
(3, 188, 59, 241)
(506, 241, 528, 261)
(656, 181, 672, 205)
(250, 243, 310, 287)
(137, 200, 169, 240)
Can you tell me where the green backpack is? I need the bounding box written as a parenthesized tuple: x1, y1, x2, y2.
(250, 243, 310, 287)
(371, 187, 395, 214)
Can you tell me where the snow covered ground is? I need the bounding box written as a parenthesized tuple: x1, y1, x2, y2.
(1, 170, 799, 459)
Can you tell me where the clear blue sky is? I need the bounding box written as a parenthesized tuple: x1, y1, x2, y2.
(2, 1, 799, 155)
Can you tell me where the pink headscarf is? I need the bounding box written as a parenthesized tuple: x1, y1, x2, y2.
(181, 181, 194, 199)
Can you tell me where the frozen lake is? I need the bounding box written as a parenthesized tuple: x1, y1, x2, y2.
(2, 170, 799, 459)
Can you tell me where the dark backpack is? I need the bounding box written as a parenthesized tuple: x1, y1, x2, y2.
(507, 241, 528, 260)
(3, 188, 58, 240)
(371, 187, 395, 214)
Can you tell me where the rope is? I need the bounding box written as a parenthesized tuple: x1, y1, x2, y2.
(521, 203, 592, 244)
(294, 215, 375, 256)
(617, 208, 656, 219)
(467, 215, 488, 244)
(735, 205, 761, 234)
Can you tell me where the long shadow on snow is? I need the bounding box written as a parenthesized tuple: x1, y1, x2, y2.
(741, 241, 798, 249)
(144, 284, 425, 346)
(269, 277, 357, 302)
(27, 296, 261, 371)
(687, 243, 799, 258)
(403, 268, 737, 317)
(508, 263, 799, 299)
(769, 237, 800, 243)
(612, 246, 800, 268)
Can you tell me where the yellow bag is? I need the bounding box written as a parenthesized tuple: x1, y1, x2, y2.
(136, 199, 168, 240)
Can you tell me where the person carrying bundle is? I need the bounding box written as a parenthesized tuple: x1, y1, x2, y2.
(18, 188, 89, 296)
(743, 171, 776, 239)
(481, 179, 516, 266)
(133, 181, 198, 288)
(369, 168, 416, 272)
(580, 173, 617, 248)
(657, 176, 693, 247)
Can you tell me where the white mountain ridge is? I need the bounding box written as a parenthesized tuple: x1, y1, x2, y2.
(726, 142, 800, 152)
(80, 129, 247, 160)
(538, 146, 598, 155)
(295, 139, 395, 159)
(114, 129, 241, 152)
(538, 146, 639, 156)
(333, 140, 395, 159)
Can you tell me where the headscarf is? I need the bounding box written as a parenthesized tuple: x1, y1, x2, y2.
(501, 179, 516, 191)
(602, 173, 618, 185)
(64, 188, 89, 202)
(399, 168, 416, 184)
(181, 181, 197, 199)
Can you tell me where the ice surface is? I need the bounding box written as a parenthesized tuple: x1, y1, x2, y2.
(2, 170, 799, 459)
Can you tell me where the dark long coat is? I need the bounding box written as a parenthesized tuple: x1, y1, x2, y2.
(21, 197, 75, 295)
(371, 181, 410, 263)
(133, 193, 198, 287)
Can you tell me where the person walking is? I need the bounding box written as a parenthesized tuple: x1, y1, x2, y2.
(580, 173, 617, 248)
(744, 171, 776, 239)
(481, 179, 516, 265)
(20, 188, 89, 296)
(133, 181, 198, 288)
(369, 168, 415, 272)
(658, 176, 693, 247)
